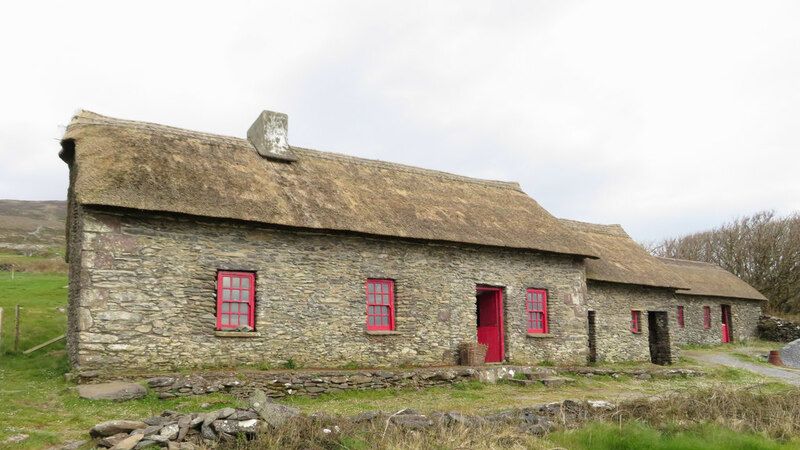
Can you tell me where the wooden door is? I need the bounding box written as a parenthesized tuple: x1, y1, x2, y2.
(721, 305, 732, 343)
(476, 287, 504, 363)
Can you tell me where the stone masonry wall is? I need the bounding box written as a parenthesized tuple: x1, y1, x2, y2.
(673, 295, 761, 346)
(69, 208, 588, 373)
(585, 281, 680, 363)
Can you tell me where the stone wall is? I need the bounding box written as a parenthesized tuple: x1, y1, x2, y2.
(585, 281, 680, 363)
(673, 295, 761, 346)
(68, 208, 588, 373)
(758, 316, 800, 343)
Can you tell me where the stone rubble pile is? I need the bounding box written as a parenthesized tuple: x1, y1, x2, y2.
(88, 389, 618, 449)
(758, 316, 800, 343)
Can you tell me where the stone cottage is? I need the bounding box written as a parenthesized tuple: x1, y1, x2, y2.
(658, 257, 766, 346)
(59, 110, 765, 373)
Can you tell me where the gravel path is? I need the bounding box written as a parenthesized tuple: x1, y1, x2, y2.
(688, 351, 800, 386)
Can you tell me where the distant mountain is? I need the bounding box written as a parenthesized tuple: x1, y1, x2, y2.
(0, 200, 66, 255)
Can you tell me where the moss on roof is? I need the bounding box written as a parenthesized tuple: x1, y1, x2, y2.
(657, 257, 767, 301)
(61, 111, 597, 257)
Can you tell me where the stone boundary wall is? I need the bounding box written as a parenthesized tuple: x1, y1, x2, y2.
(758, 316, 800, 343)
(80, 365, 703, 400)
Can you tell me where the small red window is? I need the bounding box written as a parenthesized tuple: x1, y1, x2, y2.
(630, 310, 641, 333)
(703, 306, 711, 329)
(366, 279, 394, 331)
(677, 305, 685, 328)
(525, 289, 548, 333)
(216, 271, 255, 330)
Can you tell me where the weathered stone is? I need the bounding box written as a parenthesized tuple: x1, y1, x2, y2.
(390, 414, 433, 429)
(160, 423, 180, 440)
(91, 420, 148, 437)
(540, 377, 573, 387)
(218, 407, 236, 419)
(134, 440, 157, 450)
(212, 420, 238, 434)
(351, 410, 385, 423)
(3, 434, 29, 444)
(251, 401, 300, 428)
(780, 338, 800, 368)
(78, 382, 147, 401)
(146, 377, 175, 388)
(229, 410, 259, 421)
(131, 425, 163, 436)
(60, 440, 87, 450)
(108, 433, 143, 450)
(587, 400, 615, 410)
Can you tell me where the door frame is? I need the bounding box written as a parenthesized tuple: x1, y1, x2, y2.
(476, 285, 505, 363)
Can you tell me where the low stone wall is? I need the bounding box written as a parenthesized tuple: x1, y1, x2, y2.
(758, 316, 800, 343)
(106, 366, 530, 399)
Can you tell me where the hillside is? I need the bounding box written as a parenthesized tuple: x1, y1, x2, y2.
(0, 199, 66, 256)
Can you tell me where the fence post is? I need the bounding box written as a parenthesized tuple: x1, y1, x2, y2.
(14, 305, 20, 353)
(0, 307, 4, 355)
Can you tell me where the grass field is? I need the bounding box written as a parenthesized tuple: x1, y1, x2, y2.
(1, 265, 799, 449)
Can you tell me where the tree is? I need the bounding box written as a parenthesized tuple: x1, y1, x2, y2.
(648, 211, 800, 314)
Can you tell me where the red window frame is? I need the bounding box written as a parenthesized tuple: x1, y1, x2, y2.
(366, 279, 395, 331)
(216, 271, 256, 330)
(703, 306, 711, 329)
(677, 305, 685, 328)
(525, 289, 548, 334)
(630, 310, 641, 333)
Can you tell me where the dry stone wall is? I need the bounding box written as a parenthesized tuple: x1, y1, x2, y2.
(585, 281, 680, 363)
(673, 296, 761, 346)
(68, 208, 588, 373)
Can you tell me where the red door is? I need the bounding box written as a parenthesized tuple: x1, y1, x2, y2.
(476, 287, 504, 363)
(721, 305, 732, 343)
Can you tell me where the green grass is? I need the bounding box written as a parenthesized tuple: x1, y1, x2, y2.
(0, 271, 68, 353)
(550, 422, 800, 450)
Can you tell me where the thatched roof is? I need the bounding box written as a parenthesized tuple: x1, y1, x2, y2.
(559, 219, 686, 289)
(60, 111, 597, 258)
(657, 257, 767, 301)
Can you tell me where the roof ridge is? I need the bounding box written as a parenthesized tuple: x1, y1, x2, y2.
(656, 256, 723, 268)
(66, 110, 523, 191)
(558, 218, 629, 238)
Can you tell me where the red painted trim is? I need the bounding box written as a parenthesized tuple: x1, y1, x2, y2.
(630, 310, 641, 333)
(216, 271, 256, 330)
(703, 306, 711, 329)
(525, 288, 548, 334)
(677, 305, 685, 328)
(366, 279, 395, 331)
(476, 285, 505, 362)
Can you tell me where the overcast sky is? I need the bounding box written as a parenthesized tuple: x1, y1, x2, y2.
(1, 1, 798, 242)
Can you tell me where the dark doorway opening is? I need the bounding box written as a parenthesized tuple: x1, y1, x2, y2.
(647, 311, 672, 365)
(476, 286, 504, 363)
(721, 304, 732, 343)
(587, 311, 597, 364)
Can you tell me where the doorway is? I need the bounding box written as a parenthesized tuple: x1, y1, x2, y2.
(647, 311, 672, 365)
(476, 286, 505, 363)
(721, 304, 732, 343)
(587, 311, 597, 364)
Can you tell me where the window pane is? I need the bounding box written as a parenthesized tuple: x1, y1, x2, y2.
(230, 315, 239, 326)
(368, 316, 375, 325)
(241, 289, 250, 300)
(221, 314, 230, 325)
(222, 276, 230, 288)
(222, 303, 230, 313)
(242, 278, 250, 289)
(382, 316, 389, 326)
(222, 289, 231, 301)
(381, 306, 389, 316)
(368, 283, 375, 293)
(232, 278, 241, 288)
(232, 290, 240, 301)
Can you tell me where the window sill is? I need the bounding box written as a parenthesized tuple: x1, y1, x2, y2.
(215, 331, 262, 338)
(365, 330, 400, 336)
(526, 333, 554, 338)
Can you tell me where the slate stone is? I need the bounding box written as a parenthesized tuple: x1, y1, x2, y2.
(108, 433, 143, 450)
(78, 382, 147, 401)
(91, 420, 148, 437)
(251, 398, 300, 427)
(780, 338, 800, 368)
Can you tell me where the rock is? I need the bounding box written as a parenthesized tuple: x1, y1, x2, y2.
(160, 423, 180, 440)
(390, 414, 433, 429)
(109, 433, 143, 450)
(218, 407, 236, 419)
(134, 440, 157, 450)
(212, 420, 238, 434)
(251, 398, 300, 428)
(433, 370, 456, 381)
(78, 382, 147, 401)
(540, 377, 573, 387)
(99, 433, 129, 448)
(521, 415, 553, 436)
(780, 338, 800, 368)
(587, 400, 616, 410)
(229, 410, 259, 420)
(146, 377, 176, 388)
(142, 416, 171, 426)
(177, 415, 192, 441)
(4, 434, 29, 444)
(91, 420, 148, 437)
(237, 419, 261, 433)
(636, 373, 652, 380)
(131, 425, 163, 436)
(61, 440, 87, 450)
(167, 442, 180, 450)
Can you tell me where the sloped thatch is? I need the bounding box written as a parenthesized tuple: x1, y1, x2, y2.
(657, 257, 767, 301)
(60, 111, 597, 258)
(559, 219, 686, 289)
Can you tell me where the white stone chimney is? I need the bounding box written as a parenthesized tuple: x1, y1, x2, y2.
(247, 110, 296, 162)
